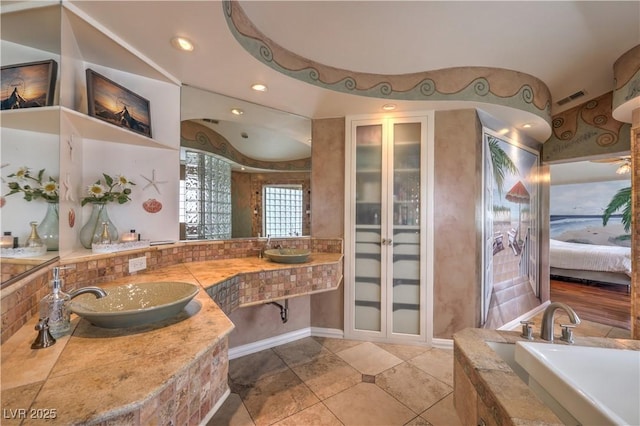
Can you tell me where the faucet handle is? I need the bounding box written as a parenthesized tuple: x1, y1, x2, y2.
(520, 320, 534, 340)
(31, 318, 56, 349)
(559, 323, 576, 344)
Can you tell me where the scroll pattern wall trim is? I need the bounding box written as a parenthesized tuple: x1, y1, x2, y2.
(543, 91, 631, 162)
(222, 0, 552, 124)
(613, 44, 640, 112)
(181, 121, 311, 171)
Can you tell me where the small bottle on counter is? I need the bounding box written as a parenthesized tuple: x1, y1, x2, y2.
(99, 222, 112, 244)
(121, 229, 138, 242)
(39, 267, 71, 337)
(26, 222, 45, 248)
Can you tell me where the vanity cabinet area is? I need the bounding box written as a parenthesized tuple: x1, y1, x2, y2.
(344, 112, 434, 343)
(1, 1, 181, 257)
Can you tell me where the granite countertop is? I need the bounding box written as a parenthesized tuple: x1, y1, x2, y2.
(1, 253, 342, 424)
(453, 327, 640, 425)
(184, 252, 342, 291)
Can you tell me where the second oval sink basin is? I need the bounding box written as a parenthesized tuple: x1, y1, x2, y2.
(264, 248, 311, 264)
(69, 281, 199, 328)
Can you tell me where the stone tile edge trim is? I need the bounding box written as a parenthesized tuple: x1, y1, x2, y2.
(1, 237, 342, 343)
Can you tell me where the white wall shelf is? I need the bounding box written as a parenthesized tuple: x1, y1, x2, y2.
(1, 107, 60, 135)
(1, 1, 181, 256)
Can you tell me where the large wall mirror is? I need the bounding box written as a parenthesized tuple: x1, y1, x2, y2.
(180, 86, 312, 240)
(1, 123, 60, 286)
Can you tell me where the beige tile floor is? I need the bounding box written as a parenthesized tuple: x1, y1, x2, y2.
(210, 315, 630, 426)
(209, 337, 461, 426)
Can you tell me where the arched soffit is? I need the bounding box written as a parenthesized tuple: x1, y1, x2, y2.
(223, 0, 552, 126)
(543, 91, 631, 163)
(181, 121, 311, 172)
(612, 44, 640, 123)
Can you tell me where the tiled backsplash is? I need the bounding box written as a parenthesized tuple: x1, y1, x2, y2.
(1, 237, 342, 343)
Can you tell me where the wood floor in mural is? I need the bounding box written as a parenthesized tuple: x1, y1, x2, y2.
(550, 279, 631, 330)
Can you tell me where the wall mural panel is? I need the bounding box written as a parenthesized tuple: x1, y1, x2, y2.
(483, 130, 540, 329)
(550, 180, 631, 247)
(223, 1, 551, 124)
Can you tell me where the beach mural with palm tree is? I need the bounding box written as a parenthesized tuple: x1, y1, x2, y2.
(550, 179, 631, 247)
(482, 132, 540, 329)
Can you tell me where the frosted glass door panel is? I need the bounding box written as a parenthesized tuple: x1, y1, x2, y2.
(354, 124, 383, 332)
(392, 122, 421, 335)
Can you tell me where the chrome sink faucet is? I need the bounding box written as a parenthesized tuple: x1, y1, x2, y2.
(68, 286, 107, 299)
(260, 234, 272, 258)
(540, 302, 581, 343)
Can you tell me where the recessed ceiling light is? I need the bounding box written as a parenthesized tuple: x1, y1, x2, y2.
(382, 104, 396, 111)
(170, 36, 194, 52)
(231, 108, 244, 116)
(251, 83, 268, 92)
(522, 123, 532, 129)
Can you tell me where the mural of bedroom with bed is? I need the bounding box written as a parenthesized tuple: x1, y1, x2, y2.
(549, 160, 632, 289)
(548, 157, 632, 330)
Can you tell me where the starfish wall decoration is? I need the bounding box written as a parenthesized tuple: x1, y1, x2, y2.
(140, 169, 167, 194)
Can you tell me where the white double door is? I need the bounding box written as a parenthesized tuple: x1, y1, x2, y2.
(345, 113, 432, 343)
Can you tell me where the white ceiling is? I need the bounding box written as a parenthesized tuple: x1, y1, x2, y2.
(550, 157, 632, 185)
(66, 1, 639, 154)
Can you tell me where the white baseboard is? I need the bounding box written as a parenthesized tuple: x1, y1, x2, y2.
(228, 326, 457, 359)
(228, 328, 311, 360)
(431, 338, 453, 350)
(310, 327, 344, 339)
(200, 387, 230, 426)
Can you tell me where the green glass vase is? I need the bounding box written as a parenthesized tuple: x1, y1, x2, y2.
(37, 201, 59, 251)
(79, 203, 119, 249)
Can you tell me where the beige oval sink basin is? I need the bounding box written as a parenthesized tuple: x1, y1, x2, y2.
(264, 248, 311, 264)
(69, 281, 199, 328)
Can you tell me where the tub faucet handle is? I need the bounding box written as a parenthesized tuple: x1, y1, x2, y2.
(560, 323, 576, 344)
(520, 320, 534, 340)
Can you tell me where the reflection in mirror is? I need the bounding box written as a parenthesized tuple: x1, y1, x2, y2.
(1, 122, 60, 285)
(180, 86, 311, 240)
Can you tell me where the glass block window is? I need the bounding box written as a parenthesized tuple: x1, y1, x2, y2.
(183, 150, 232, 240)
(263, 185, 303, 237)
(179, 179, 185, 223)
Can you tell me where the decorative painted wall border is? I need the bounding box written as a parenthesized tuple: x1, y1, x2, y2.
(181, 120, 311, 171)
(223, 0, 552, 124)
(613, 44, 640, 121)
(542, 91, 630, 162)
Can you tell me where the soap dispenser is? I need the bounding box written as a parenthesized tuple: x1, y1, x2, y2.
(39, 267, 71, 337)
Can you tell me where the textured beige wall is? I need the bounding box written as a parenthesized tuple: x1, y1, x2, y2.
(632, 109, 639, 339)
(231, 171, 253, 238)
(433, 110, 483, 338)
(310, 118, 345, 330)
(227, 296, 311, 347)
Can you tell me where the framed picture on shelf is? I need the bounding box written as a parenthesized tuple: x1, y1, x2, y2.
(1, 59, 57, 110)
(86, 69, 152, 138)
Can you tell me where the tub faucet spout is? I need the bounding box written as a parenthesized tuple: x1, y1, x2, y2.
(540, 302, 580, 342)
